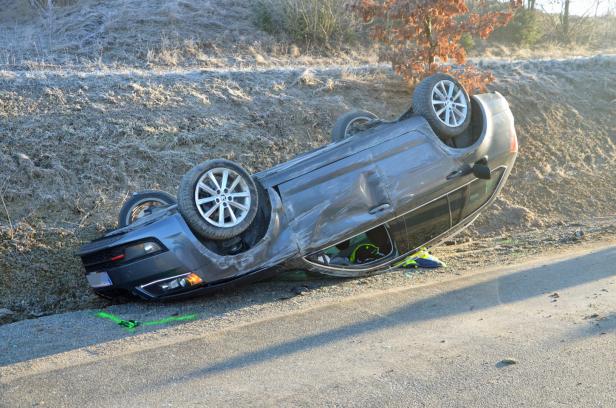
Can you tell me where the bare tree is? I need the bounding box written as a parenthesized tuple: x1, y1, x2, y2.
(561, 0, 571, 41)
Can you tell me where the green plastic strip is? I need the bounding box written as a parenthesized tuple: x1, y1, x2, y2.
(94, 311, 198, 331)
(142, 314, 198, 326)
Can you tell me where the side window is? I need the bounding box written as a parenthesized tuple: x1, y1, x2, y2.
(461, 168, 505, 219)
(400, 197, 450, 252)
(305, 225, 394, 268)
(448, 188, 465, 226)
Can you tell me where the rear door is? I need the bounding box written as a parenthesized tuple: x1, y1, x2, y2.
(369, 118, 461, 217)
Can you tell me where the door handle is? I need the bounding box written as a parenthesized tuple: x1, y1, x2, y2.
(369, 203, 391, 214)
(446, 164, 472, 180)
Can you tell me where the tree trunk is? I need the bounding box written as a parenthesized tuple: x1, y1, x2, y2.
(424, 16, 436, 64)
(562, 0, 571, 43)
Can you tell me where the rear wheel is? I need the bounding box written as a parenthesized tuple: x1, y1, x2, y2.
(177, 159, 259, 241)
(331, 110, 378, 142)
(118, 190, 176, 227)
(412, 73, 471, 140)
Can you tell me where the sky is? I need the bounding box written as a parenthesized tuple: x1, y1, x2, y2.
(534, 0, 614, 16)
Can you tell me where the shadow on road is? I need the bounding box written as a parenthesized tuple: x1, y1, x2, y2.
(155, 247, 616, 387)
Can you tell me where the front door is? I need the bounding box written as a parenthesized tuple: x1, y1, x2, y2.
(277, 153, 394, 254)
(387, 195, 452, 257)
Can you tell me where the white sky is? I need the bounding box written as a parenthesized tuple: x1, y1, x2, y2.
(534, 0, 614, 16)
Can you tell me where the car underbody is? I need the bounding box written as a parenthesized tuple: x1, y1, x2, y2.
(77, 75, 518, 300)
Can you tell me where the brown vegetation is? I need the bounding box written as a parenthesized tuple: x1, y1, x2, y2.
(350, 0, 521, 92)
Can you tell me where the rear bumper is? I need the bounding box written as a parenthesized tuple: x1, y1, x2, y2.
(84, 247, 193, 298)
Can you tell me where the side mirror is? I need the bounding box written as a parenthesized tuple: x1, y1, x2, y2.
(472, 164, 491, 180)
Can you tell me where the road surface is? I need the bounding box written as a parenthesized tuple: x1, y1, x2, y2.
(1, 244, 615, 407)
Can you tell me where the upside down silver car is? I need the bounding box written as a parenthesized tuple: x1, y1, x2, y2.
(77, 74, 518, 300)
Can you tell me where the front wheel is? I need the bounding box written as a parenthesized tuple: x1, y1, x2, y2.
(177, 159, 259, 241)
(118, 190, 176, 227)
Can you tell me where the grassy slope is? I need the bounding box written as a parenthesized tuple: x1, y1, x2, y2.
(1, 0, 615, 316)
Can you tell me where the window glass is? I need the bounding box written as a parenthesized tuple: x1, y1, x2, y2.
(306, 225, 393, 268)
(448, 188, 465, 226)
(401, 197, 450, 252)
(461, 168, 505, 219)
(386, 217, 411, 253)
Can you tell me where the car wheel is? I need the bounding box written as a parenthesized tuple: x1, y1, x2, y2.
(118, 190, 176, 227)
(177, 159, 259, 241)
(331, 110, 378, 142)
(412, 73, 471, 139)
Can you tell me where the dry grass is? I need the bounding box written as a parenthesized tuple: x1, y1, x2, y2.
(253, 0, 358, 46)
(0, 0, 275, 67)
(1, 0, 616, 319)
(1, 56, 616, 317)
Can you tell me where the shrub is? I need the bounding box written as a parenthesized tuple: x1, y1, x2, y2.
(253, 0, 358, 46)
(27, 0, 76, 11)
(493, 8, 543, 46)
(350, 0, 521, 93)
(460, 32, 475, 51)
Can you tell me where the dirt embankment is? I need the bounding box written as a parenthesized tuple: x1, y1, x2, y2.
(480, 56, 616, 231)
(1, 55, 615, 318)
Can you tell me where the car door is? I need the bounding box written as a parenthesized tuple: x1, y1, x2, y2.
(388, 166, 507, 260)
(277, 151, 394, 254)
(386, 195, 452, 256)
(369, 117, 462, 217)
(458, 167, 506, 221)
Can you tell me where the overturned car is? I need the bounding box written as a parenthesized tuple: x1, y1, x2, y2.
(77, 74, 518, 300)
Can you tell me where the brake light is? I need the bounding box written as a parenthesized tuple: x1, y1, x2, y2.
(111, 254, 125, 262)
(510, 134, 518, 153)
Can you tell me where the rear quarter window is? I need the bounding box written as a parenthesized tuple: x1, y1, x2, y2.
(461, 168, 505, 219)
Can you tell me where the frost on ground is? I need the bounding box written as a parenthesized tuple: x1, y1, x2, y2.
(0, 0, 615, 319)
(1, 55, 615, 317)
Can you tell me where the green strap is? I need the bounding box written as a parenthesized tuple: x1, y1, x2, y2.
(142, 314, 198, 326)
(95, 311, 197, 331)
(95, 311, 139, 330)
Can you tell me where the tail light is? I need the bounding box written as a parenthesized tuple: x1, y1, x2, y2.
(510, 134, 518, 153)
(138, 272, 204, 297)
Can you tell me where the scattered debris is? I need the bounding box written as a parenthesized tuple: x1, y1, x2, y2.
(292, 286, 310, 296)
(499, 358, 518, 366)
(94, 311, 198, 332)
(395, 248, 446, 269)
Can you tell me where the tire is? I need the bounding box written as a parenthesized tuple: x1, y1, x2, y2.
(331, 110, 378, 142)
(118, 190, 176, 228)
(177, 159, 258, 241)
(412, 73, 471, 139)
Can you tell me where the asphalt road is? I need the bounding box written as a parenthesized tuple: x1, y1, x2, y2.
(2, 244, 616, 407)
